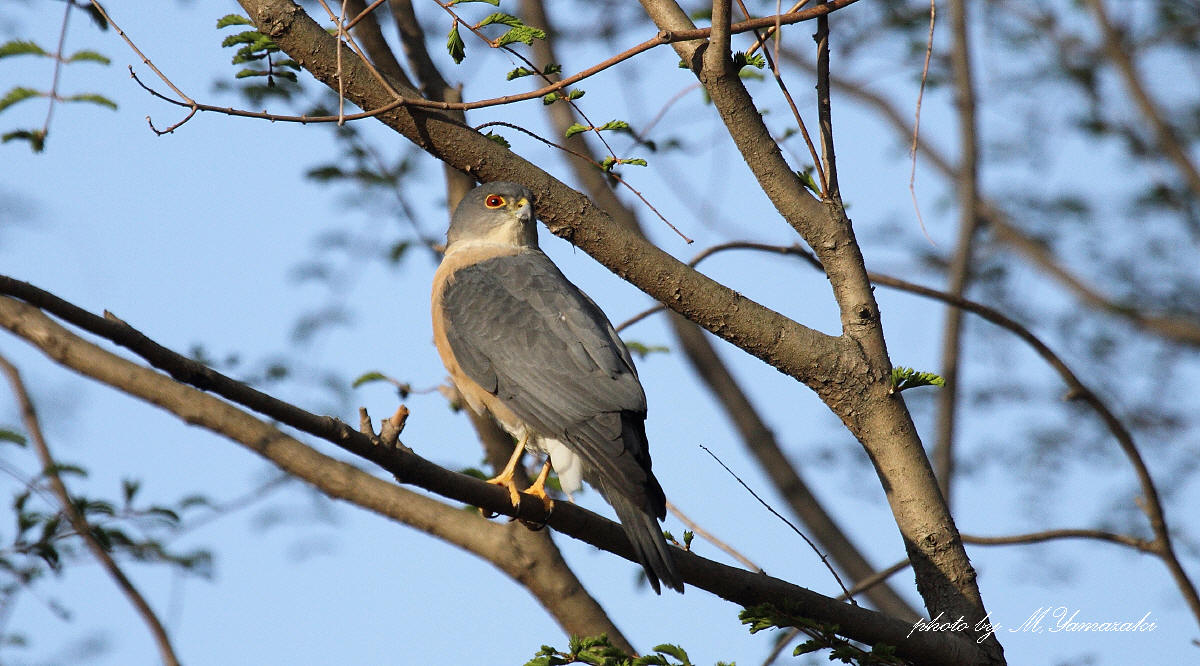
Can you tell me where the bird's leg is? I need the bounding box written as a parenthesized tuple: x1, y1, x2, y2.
(525, 463, 556, 516)
(518, 460, 555, 531)
(484, 433, 527, 513)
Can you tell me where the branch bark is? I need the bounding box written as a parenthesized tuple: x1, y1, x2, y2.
(635, 0, 999, 654)
(779, 47, 1200, 348)
(0, 286, 985, 664)
(522, 0, 918, 622)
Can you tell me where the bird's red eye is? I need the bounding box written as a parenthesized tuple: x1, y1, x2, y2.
(485, 194, 505, 208)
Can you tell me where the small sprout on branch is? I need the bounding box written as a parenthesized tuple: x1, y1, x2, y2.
(564, 119, 630, 139)
(506, 62, 561, 80)
(796, 166, 820, 194)
(484, 131, 510, 148)
(732, 50, 766, 70)
(219, 13, 300, 90)
(597, 155, 649, 173)
(890, 366, 946, 393)
(2, 129, 45, 152)
(447, 23, 466, 64)
(542, 89, 585, 105)
(476, 13, 546, 48)
(526, 634, 705, 666)
(352, 371, 389, 389)
(624, 341, 669, 359)
(215, 14, 254, 29)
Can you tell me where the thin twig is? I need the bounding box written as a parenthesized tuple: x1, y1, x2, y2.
(41, 0, 73, 139)
(908, 0, 936, 244)
(733, 0, 826, 195)
(0, 353, 182, 666)
(814, 5, 837, 199)
(473, 120, 693, 243)
(699, 445, 856, 603)
(667, 240, 1200, 625)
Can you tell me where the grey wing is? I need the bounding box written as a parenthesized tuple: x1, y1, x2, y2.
(440, 251, 656, 507)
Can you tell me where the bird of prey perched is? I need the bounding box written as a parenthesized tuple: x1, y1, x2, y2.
(430, 182, 683, 594)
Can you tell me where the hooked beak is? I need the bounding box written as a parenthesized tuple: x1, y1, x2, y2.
(514, 196, 533, 222)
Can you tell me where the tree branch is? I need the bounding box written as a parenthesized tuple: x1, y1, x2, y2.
(0, 353, 182, 666)
(522, 0, 919, 622)
(779, 47, 1200, 348)
(1084, 0, 1200, 197)
(932, 0, 983, 507)
(235, 0, 845, 399)
(0, 285, 983, 665)
(635, 1, 997, 649)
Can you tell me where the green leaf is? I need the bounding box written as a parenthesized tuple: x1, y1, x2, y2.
(793, 640, 823, 656)
(4, 127, 46, 151)
(597, 119, 631, 133)
(484, 131, 510, 148)
(1, 128, 45, 152)
(564, 122, 590, 139)
(145, 506, 181, 524)
(48, 463, 88, 478)
(0, 40, 48, 59)
(446, 24, 466, 64)
(506, 66, 536, 80)
(477, 12, 525, 29)
(621, 157, 648, 167)
(565, 89, 585, 100)
(732, 50, 766, 70)
(235, 68, 268, 79)
(178, 494, 213, 510)
(624, 341, 668, 358)
(495, 25, 546, 47)
(66, 49, 110, 65)
(890, 366, 946, 392)
(542, 63, 562, 75)
(652, 644, 691, 665)
(542, 92, 560, 105)
(221, 30, 267, 48)
(62, 93, 117, 110)
(795, 166, 819, 194)
(0, 428, 26, 447)
(216, 14, 255, 29)
(352, 371, 389, 388)
(0, 87, 43, 113)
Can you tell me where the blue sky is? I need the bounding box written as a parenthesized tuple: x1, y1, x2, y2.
(2, 1, 1197, 664)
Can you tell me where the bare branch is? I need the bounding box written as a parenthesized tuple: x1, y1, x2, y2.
(1084, 0, 1200, 197)
(0, 285, 982, 665)
(932, 0, 982, 507)
(0, 353, 182, 666)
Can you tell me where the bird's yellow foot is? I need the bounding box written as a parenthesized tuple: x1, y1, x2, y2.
(481, 438, 527, 520)
(485, 467, 523, 513)
(518, 461, 556, 531)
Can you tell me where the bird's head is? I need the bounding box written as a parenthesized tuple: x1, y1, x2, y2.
(446, 182, 537, 250)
